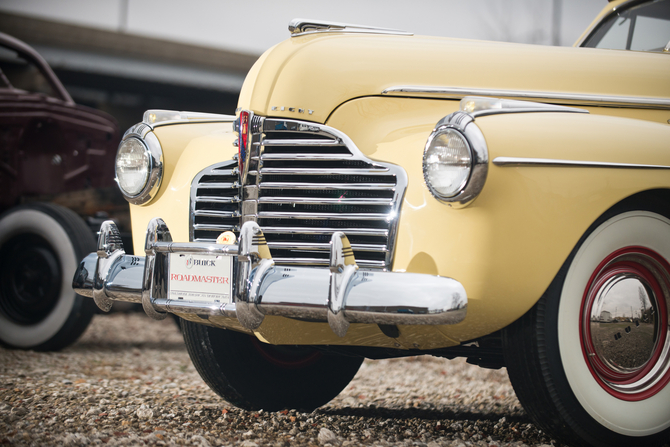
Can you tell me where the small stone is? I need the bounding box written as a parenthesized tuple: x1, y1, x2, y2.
(11, 407, 27, 416)
(318, 427, 339, 446)
(190, 434, 212, 446)
(136, 404, 153, 420)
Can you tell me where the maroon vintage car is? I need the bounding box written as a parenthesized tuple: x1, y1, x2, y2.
(0, 32, 125, 350)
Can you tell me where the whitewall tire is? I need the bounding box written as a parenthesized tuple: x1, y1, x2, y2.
(504, 203, 670, 447)
(558, 211, 670, 436)
(0, 203, 96, 351)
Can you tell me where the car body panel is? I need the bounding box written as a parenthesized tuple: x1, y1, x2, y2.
(237, 31, 669, 125)
(129, 122, 236, 255)
(328, 97, 670, 342)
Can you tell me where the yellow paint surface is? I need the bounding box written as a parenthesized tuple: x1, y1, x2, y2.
(238, 19, 669, 124)
(130, 122, 237, 255)
(327, 97, 670, 342)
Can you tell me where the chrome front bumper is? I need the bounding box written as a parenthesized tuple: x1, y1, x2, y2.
(73, 219, 467, 337)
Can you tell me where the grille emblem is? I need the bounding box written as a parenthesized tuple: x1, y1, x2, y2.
(237, 110, 253, 185)
(271, 106, 314, 115)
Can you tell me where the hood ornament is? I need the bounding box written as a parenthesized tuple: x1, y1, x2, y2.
(288, 19, 412, 37)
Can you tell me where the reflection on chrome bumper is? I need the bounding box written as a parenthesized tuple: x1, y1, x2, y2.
(73, 219, 467, 337)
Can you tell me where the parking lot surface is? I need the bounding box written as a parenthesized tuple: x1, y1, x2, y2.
(1, 313, 560, 446)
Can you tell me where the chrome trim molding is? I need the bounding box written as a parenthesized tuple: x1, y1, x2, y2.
(189, 160, 240, 242)
(141, 109, 236, 128)
(493, 157, 670, 170)
(382, 86, 670, 110)
(328, 232, 359, 337)
(74, 220, 468, 337)
(289, 18, 412, 37)
(423, 112, 489, 207)
(116, 123, 164, 206)
(460, 96, 588, 118)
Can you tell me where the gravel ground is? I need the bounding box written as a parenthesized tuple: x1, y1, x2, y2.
(1, 313, 561, 446)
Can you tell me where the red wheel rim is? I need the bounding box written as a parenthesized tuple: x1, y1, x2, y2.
(580, 246, 670, 401)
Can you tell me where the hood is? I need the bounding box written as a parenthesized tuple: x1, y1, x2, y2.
(237, 32, 670, 123)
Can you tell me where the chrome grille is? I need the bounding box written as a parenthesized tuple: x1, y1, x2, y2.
(190, 161, 240, 241)
(190, 117, 407, 270)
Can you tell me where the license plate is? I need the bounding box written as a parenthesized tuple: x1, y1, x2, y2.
(168, 253, 233, 303)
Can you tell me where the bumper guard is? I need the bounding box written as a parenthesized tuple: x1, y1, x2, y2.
(73, 219, 467, 337)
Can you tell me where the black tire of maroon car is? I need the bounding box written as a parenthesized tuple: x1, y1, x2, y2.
(503, 197, 670, 447)
(181, 319, 364, 411)
(0, 203, 97, 351)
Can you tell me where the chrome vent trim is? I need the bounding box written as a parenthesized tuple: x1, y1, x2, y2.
(190, 118, 408, 270)
(190, 160, 241, 242)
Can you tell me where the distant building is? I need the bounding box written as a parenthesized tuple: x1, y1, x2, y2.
(0, 12, 256, 131)
(600, 310, 612, 322)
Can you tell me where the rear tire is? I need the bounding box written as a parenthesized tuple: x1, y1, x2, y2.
(0, 203, 97, 351)
(503, 206, 670, 447)
(182, 319, 363, 411)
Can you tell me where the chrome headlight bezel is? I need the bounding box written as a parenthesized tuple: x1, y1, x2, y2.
(115, 123, 164, 205)
(422, 112, 488, 207)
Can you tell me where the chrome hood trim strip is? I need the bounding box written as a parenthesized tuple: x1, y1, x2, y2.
(493, 157, 670, 170)
(382, 86, 670, 109)
(140, 110, 236, 129)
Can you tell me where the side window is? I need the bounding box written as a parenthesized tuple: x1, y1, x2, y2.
(0, 45, 57, 97)
(582, 0, 670, 52)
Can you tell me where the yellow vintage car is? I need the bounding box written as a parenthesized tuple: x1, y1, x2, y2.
(73, 0, 670, 445)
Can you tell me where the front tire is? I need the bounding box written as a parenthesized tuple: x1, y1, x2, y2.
(0, 203, 97, 351)
(182, 320, 363, 411)
(504, 207, 670, 447)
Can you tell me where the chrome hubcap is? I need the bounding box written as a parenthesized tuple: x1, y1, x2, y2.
(581, 247, 670, 400)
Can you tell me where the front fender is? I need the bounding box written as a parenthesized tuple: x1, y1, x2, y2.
(129, 122, 238, 255)
(327, 97, 670, 342)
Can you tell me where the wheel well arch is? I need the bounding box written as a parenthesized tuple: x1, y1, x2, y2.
(556, 187, 670, 300)
(609, 188, 670, 219)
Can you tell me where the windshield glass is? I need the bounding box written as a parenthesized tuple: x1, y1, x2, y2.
(582, 0, 670, 52)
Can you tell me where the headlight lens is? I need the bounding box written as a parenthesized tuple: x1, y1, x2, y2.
(116, 137, 150, 196)
(423, 128, 472, 198)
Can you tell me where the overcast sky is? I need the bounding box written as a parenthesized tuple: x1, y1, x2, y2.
(0, 0, 607, 54)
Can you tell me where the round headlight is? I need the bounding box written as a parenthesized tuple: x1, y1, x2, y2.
(423, 128, 472, 199)
(116, 137, 150, 196)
